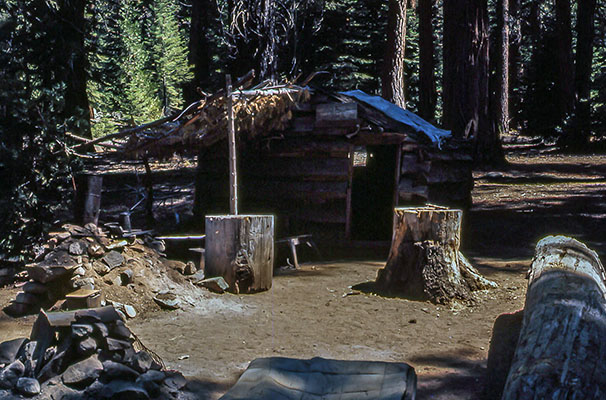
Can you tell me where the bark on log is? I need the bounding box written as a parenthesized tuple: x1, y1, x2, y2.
(376, 206, 495, 304)
(502, 236, 606, 399)
(205, 215, 274, 293)
(73, 173, 103, 226)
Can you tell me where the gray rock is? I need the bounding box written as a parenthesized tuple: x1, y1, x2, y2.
(106, 338, 132, 352)
(18, 341, 37, 376)
(68, 240, 87, 256)
(88, 244, 105, 258)
(15, 377, 40, 396)
(108, 320, 132, 340)
(93, 322, 109, 338)
(72, 277, 95, 290)
(76, 337, 97, 357)
(73, 266, 86, 276)
(124, 304, 136, 318)
(0, 338, 27, 365)
(0, 360, 25, 389)
(15, 292, 40, 305)
(22, 281, 47, 295)
(71, 324, 93, 339)
(102, 360, 140, 380)
(121, 269, 134, 285)
(129, 351, 153, 373)
(163, 371, 187, 392)
(93, 261, 110, 276)
(153, 297, 181, 310)
(183, 262, 196, 276)
(0, 389, 16, 399)
(137, 370, 165, 383)
(198, 276, 229, 293)
(100, 380, 149, 400)
(61, 355, 102, 387)
(103, 251, 124, 270)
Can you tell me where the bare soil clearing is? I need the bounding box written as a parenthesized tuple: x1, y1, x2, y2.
(1, 150, 605, 399)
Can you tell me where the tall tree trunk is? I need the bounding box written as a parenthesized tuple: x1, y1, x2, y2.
(188, 0, 216, 99)
(570, 0, 597, 147)
(443, 0, 502, 163)
(382, 0, 407, 109)
(418, 0, 436, 122)
(61, 0, 91, 138)
(494, 0, 509, 134)
(508, 0, 521, 129)
(555, 0, 575, 117)
(259, 0, 277, 80)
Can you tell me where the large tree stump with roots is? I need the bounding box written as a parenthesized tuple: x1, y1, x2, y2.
(502, 236, 606, 399)
(205, 215, 274, 294)
(376, 206, 495, 304)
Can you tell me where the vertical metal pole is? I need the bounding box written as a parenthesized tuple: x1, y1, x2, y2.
(226, 74, 238, 215)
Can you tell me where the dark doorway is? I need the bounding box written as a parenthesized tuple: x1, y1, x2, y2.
(350, 145, 398, 241)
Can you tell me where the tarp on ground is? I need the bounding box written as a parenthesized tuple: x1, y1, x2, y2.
(220, 356, 417, 400)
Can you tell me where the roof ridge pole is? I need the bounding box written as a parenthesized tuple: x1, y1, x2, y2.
(226, 74, 238, 215)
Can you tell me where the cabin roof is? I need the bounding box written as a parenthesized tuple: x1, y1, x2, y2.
(95, 81, 458, 160)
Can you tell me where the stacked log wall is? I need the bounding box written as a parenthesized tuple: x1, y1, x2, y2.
(398, 140, 473, 208)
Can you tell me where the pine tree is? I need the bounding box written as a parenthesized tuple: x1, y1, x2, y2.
(151, 0, 193, 112)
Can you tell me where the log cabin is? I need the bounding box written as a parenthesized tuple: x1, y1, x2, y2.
(111, 83, 473, 243)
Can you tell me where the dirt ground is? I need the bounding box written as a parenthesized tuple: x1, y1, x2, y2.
(2, 149, 606, 399)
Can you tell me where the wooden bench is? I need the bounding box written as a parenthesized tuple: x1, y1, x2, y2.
(275, 234, 321, 269)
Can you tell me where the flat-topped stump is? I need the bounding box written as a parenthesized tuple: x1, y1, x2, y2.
(205, 215, 274, 293)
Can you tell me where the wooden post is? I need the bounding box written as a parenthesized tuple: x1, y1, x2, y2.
(226, 74, 238, 215)
(74, 173, 103, 226)
(205, 215, 274, 293)
(502, 236, 606, 399)
(376, 205, 495, 303)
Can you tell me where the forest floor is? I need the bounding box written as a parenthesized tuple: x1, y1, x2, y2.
(2, 148, 606, 399)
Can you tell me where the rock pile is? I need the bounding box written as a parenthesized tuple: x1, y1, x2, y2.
(0, 307, 190, 399)
(3, 223, 205, 318)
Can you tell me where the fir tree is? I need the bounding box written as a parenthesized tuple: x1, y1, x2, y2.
(151, 0, 193, 112)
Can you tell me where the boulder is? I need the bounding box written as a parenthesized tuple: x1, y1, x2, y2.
(102, 251, 124, 270)
(0, 360, 25, 389)
(61, 355, 102, 387)
(15, 377, 40, 397)
(0, 338, 27, 365)
(102, 360, 140, 380)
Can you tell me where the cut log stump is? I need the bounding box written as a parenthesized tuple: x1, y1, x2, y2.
(74, 173, 103, 226)
(205, 215, 274, 294)
(376, 205, 495, 304)
(502, 236, 606, 399)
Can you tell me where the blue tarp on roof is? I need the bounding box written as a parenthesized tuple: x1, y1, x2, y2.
(340, 90, 451, 147)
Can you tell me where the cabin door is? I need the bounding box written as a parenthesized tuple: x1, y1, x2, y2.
(350, 145, 398, 241)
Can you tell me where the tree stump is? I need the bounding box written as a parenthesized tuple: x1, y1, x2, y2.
(375, 206, 495, 304)
(502, 236, 606, 399)
(73, 173, 103, 226)
(205, 215, 274, 293)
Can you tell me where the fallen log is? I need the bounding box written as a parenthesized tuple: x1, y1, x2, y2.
(375, 205, 495, 304)
(502, 236, 606, 399)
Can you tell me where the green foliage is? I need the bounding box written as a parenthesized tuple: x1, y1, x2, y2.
(151, 0, 193, 111)
(0, 1, 80, 260)
(88, 0, 192, 137)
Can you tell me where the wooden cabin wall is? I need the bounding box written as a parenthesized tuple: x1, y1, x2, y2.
(398, 140, 473, 208)
(194, 137, 353, 240)
(241, 137, 352, 241)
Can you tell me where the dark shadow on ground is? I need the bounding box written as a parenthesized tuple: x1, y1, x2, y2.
(411, 350, 488, 400)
